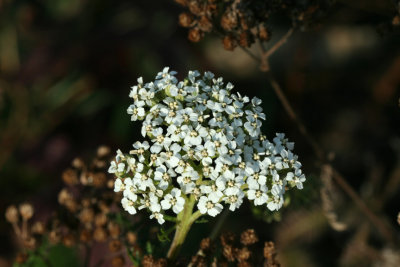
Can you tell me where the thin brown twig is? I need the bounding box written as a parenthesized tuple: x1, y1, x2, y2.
(260, 28, 294, 72)
(255, 28, 396, 244)
(265, 28, 294, 58)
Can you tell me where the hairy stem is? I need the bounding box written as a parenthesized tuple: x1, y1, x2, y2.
(167, 195, 202, 261)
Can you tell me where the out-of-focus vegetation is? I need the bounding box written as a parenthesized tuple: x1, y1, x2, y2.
(2, 0, 400, 266)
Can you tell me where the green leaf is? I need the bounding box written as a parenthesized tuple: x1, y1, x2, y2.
(146, 241, 153, 255)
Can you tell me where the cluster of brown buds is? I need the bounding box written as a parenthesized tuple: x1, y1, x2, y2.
(6, 146, 142, 267)
(188, 229, 280, 267)
(175, 0, 330, 51)
(5, 203, 41, 263)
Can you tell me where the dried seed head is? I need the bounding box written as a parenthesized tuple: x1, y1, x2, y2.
(32, 221, 45, 235)
(179, 12, 195, 28)
(65, 199, 78, 213)
(49, 230, 61, 244)
(72, 157, 85, 169)
(95, 213, 108, 227)
(63, 169, 79, 186)
(237, 247, 251, 262)
(156, 258, 168, 267)
(63, 233, 76, 247)
(93, 227, 107, 242)
(190, 255, 207, 267)
(108, 240, 122, 252)
(222, 35, 237, 51)
(221, 12, 237, 31)
(239, 14, 253, 31)
(188, 28, 203, 42)
(97, 145, 110, 158)
(198, 16, 213, 32)
(188, 0, 203, 16)
(258, 25, 270, 41)
(111, 256, 125, 267)
(200, 237, 212, 251)
(126, 231, 137, 245)
(23, 236, 37, 250)
(80, 171, 91, 185)
(58, 189, 72, 205)
(98, 200, 111, 213)
(5, 205, 19, 224)
(142, 255, 155, 267)
(80, 229, 92, 243)
(108, 222, 121, 239)
(263, 241, 276, 260)
(222, 245, 235, 262)
(237, 261, 251, 267)
(221, 232, 235, 246)
(240, 229, 258, 246)
(19, 203, 34, 220)
(81, 198, 91, 208)
(92, 172, 107, 187)
(93, 159, 107, 169)
(79, 208, 95, 224)
(239, 31, 253, 48)
(107, 179, 114, 189)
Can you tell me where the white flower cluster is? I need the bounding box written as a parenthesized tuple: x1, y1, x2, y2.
(109, 67, 305, 224)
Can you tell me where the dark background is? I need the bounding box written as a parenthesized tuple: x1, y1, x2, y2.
(1, 0, 400, 266)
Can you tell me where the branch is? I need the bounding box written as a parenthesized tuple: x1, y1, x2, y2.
(260, 28, 294, 72)
(255, 28, 396, 244)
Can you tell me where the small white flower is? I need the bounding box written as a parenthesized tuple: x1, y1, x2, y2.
(247, 184, 269, 206)
(161, 188, 185, 214)
(121, 197, 137, 215)
(197, 195, 223, 217)
(149, 203, 165, 224)
(123, 178, 138, 201)
(224, 191, 244, 211)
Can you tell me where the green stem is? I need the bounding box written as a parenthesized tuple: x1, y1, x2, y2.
(166, 196, 202, 261)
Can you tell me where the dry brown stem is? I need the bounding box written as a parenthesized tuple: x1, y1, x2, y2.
(254, 28, 396, 244)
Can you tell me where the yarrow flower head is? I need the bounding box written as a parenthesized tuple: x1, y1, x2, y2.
(109, 67, 306, 224)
